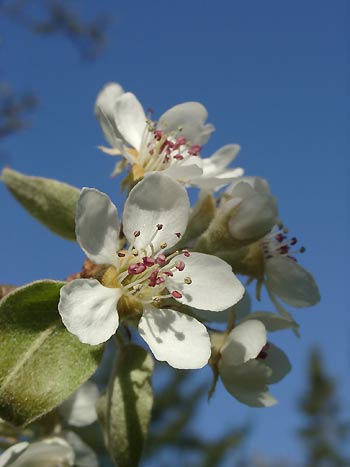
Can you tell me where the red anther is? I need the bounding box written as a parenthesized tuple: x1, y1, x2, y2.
(154, 130, 163, 140)
(156, 277, 165, 285)
(279, 245, 289, 254)
(157, 223, 163, 230)
(182, 250, 190, 257)
(171, 290, 183, 299)
(148, 107, 154, 115)
(143, 256, 155, 267)
(164, 271, 173, 277)
(176, 260, 185, 271)
(149, 269, 159, 287)
(290, 237, 297, 245)
(175, 232, 181, 238)
(156, 254, 167, 265)
(128, 263, 147, 275)
(174, 154, 184, 160)
(174, 136, 187, 149)
(275, 233, 285, 242)
(163, 155, 170, 163)
(149, 149, 154, 156)
(188, 145, 201, 156)
(133, 230, 141, 237)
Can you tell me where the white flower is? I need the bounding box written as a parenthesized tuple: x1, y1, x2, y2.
(218, 320, 291, 407)
(260, 224, 320, 308)
(0, 438, 74, 467)
(94, 82, 243, 188)
(58, 173, 244, 369)
(0, 434, 98, 467)
(59, 381, 99, 427)
(224, 176, 278, 241)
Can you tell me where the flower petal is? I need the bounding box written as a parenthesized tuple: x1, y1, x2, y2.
(192, 168, 244, 190)
(59, 381, 99, 427)
(169, 252, 244, 311)
(94, 82, 125, 148)
(76, 188, 119, 266)
(64, 432, 99, 467)
(138, 305, 211, 369)
(220, 320, 267, 366)
(229, 193, 278, 240)
(123, 172, 190, 252)
(243, 311, 299, 333)
(113, 92, 146, 151)
(158, 102, 215, 146)
(58, 279, 121, 345)
(265, 256, 320, 307)
(219, 359, 277, 407)
(202, 144, 241, 177)
(0, 442, 29, 467)
(264, 343, 291, 384)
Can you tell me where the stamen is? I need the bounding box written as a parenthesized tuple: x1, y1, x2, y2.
(143, 256, 155, 267)
(128, 263, 147, 275)
(188, 145, 201, 156)
(156, 254, 167, 265)
(133, 230, 141, 237)
(176, 260, 185, 271)
(175, 232, 181, 238)
(182, 250, 190, 257)
(157, 223, 163, 230)
(118, 251, 126, 257)
(160, 242, 168, 249)
(184, 277, 192, 284)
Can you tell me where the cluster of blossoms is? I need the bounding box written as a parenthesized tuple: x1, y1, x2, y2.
(57, 81, 319, 406)
(0, 81, 321, 467)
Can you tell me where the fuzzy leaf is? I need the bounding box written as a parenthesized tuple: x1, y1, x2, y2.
(0, 280, 104, 426)
(97, 344, 154, 467)
(2, 167, 79, 240)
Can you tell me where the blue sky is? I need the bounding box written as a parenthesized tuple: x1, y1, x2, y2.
(1, 0, 349, 463)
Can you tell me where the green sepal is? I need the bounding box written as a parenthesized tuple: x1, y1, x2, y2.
(97, 344, 154, 467)
(0, 280, 104, 427)
(2, 167, 79, 240)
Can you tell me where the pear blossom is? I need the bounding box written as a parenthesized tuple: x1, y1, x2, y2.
(58, 172, 245, 369)
(258, 224, 320, 309)
(217, 320, 291, 407)
(94, 82, 243, 188)
(0, 438, 74, 467)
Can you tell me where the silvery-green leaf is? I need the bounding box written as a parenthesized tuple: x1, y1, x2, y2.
(97, 344, 154, 467)
(2, 168, 79, 240)
(0, 281, 104, 426)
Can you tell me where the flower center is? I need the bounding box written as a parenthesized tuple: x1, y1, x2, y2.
(261, 222, 306, 262)
(135, 119, 202, 173)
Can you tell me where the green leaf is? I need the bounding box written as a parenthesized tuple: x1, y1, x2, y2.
(0, 280, 104, 427)
(2, 167, 79, 240)
(97, 344, 154, 467)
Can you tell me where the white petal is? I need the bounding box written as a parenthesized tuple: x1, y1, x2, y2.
(226, 176, 271, 197)
(0, 442, 29, 467)
(163, 162, 203, 182)
(265, 256, 320, 307)
(192, 168, 244, 190)
(113, 92, 146, 151)
(64, 432, 98, 467)
(264, 343, 291, 384)
(229, 193, 278, 240)
(0, 439, 75, 467)
(243, 311, 299, 333)
(60, 381, 99, 427)
(76, 188, 119, 266)
(58, 279, 121, 345)
(220, 320, 267, 366)
(94, 82, 125, 148)
(202, 144, 241, 177)
(219, 359, 277, 407)
(158, 102, 215, 145)
(138, 305, 211, 369)
(123, 172, 190, 252)
(169, 252, 244, 311)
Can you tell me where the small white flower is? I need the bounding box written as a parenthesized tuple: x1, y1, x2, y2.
(58, 173, 244, 369)
(94, 82, 243, 188)
(218, 320, 291, 407)
(59, 381, 99, 427)
(0, 438, 74, 467)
